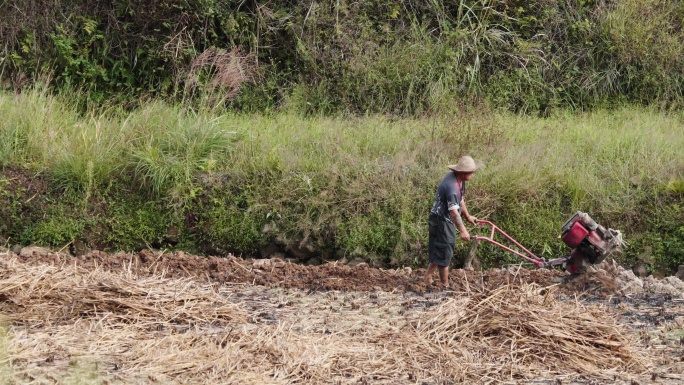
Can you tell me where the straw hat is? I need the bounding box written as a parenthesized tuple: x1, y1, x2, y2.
(448, 156, 483, 173)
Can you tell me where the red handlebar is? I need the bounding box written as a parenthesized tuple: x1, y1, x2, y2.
(471, 220, 545, 267)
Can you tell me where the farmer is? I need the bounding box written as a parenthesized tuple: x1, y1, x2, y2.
(425, 155, 483, 287)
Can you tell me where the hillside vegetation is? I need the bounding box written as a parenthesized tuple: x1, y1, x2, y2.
(2, 0, 684, 113)
(0, 1, 683, 272)
(0, 89, 682, 273)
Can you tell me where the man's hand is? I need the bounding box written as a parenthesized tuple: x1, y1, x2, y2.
(467, 215, 478, 225)
(459, 227, 470, 242)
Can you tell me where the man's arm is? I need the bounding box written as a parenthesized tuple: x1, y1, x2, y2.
(450, 209, 470, 241)
(461, 197, 477, 225)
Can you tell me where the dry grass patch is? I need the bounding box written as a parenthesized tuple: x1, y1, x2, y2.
(416, 285, 649, 381)
(0, 255, 652, 384)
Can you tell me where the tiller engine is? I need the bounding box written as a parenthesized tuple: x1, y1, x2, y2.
(470, 211, 625, 274)
(559, 211, 626, 274)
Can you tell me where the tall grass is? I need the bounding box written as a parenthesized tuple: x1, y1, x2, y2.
(0, 91, 237, 200)
(603, 0, 684, 104)
(4, 1, 684, 114)
(127, 103, 237, 206)
(485, 109, 684, 207)
(0, 88, 682, 268)
(475, 110, 684, 265)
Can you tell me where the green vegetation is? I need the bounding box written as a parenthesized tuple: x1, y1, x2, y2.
(2, 1, 684, 113)
(1, 1, 684, 272)
(0, 89, 682, 273)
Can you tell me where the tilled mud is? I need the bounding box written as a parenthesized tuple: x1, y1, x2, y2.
(12, 247, 684, 298)
(14, 248, 568, 293)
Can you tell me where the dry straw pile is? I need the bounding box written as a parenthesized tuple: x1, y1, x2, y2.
(0, 255, 650, 384)
(415, 285, 649, 381)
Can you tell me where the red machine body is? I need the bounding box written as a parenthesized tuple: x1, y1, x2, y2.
(563, 222, 589, 248)
(560, 211, 624, 273)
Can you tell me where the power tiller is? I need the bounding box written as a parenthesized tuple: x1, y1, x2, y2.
(470, 211, 626, 274)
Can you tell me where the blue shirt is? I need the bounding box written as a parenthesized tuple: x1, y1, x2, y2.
(430, 172, 466, 222)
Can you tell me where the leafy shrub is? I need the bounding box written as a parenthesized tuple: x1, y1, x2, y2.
(19, 210, 85, 247)
(191, 191, 267, 255)
(2, 1, 684, 113)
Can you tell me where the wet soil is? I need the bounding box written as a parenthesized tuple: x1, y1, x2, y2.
(575, 293, 684, 384)
(16, 248, 566, 294)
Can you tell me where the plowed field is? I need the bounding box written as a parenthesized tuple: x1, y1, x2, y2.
(1, 248, 683, 384)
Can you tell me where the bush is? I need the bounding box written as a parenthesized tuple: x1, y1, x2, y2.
(2, 1, 684, 113)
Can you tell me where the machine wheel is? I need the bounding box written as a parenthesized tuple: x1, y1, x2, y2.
(565, 252, 587, 275)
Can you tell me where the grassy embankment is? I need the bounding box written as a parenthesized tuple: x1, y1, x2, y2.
(0, 89, 683, 272)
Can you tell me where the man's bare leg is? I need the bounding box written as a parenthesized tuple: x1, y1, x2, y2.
(438, 266, 449, 286)
(425, 263, 440, 284)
